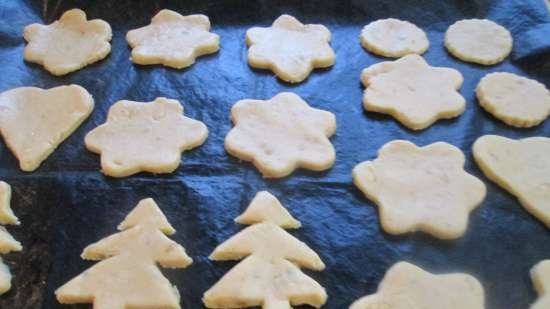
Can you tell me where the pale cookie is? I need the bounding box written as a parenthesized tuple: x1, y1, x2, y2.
(23, 9, 112, 75)
(246, 14, 335, 83)
(530, 260, 550, 309)
(0, 182, 18, 225)
(473, 135, 550, 227)
(0, 224, 22, 295)
(56, 198, 192, 309)
(85, 97, 208, 178)
(350, 262, 485, 309)
(235, 191, 301, 229)
(361, 54, 465, 130)
(0, 85, 94, 172)
(127, 10, 220, 69)
(204, 195, 327, 309)
(360, 18, 429, 57)
(445, 19, 512, 65)
(225, 92, 336, 178)
(476, 72, 550, 128)
(353, 140, 486, 239)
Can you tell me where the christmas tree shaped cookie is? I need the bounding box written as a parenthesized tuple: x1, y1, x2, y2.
(530, 260, 550, 309)
(56, 198, 192, 309)
(203, 191, 327, 309)
(0, 181, 22, 295)
(235, 191, 301, 229)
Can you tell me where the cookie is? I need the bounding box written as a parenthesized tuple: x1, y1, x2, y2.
(127, 10, 219, 69)
(353, 140, 486, 239)
(473, 135, 550, 227)
(204, 193, 327, 309)
(361, 54, 465, 130)
(360, 18, 429, 57)
(0, 182, 21, 295)
(444, 19, 512, 65)
(530, 260, 550, 309)
(225, 92, 336, 178)
(85, 97, 208, 177)
(0, 85, 94, 171)
(0, 182, 18, 225)
(476, 72, 550, 128)
(350, 262, 486, 309)
(56, 198, 193, 309)
(235, 191, 301, 229)
(246, 14, 335, 83)
(23, 9, 112, 75)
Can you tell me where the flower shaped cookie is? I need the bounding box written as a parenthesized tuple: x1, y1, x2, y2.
(246, 15, 335, 83)
(23, 9, 112, 76)
(126, 10, 220, 69)
(353, 140, 486, 239)
(225, 92, 336, 178)
(361, 54, 465, 130)
(85, 97, 208, 178)
(350, 262, 486, 309)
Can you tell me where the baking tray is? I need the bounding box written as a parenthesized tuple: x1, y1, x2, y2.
(0, 0, 549, 308)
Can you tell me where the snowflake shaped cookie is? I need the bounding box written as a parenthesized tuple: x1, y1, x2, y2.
(361, 54, 465, 130)
(246, 14, 335, 83)
(85, 97, 208, 178)
(353, 140, 486, 239)
(23, 9, 112, 76)
(126, 10, 220, 69)
(530, 260, 550, 309)
(350, 262, 486, 309)
(225, 92, 336, 178)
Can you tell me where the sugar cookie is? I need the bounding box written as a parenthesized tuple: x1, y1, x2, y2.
(0, 181, 21, 295)
(23, 9, 112, 75)
(127, 10, 219, 69)
(353, 140, 486, 239)
(235, 191, 301, 229)
(445, 19, 512, 65)
(530, 260, 550, 309)
(360, 18, 429, 57)
(361, 54, 465, 130)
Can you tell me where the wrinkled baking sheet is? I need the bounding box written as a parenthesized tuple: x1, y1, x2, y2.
(0, 0, 549, 308)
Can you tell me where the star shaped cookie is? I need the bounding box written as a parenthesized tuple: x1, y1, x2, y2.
(350, 262, 486, 309)
(225, 92, 336, 178)
(530, 260, 550, 309)
(353, 140, 486, 239)
(126, 10, 220, 69)
(361, 54, 465, 130)
(85, 97, 208, 177)
(23, 9, 112, 76)
(246, 14, 335, 83)
(473, 135, 550, 227)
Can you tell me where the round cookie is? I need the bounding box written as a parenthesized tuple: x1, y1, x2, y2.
(476, 72, 550, 128)
(360, 18, 429, 57)
(444, 19, 512, 65)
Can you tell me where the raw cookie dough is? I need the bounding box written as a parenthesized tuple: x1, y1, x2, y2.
(360, 18, 429, 57)
(0, 182, 18, 225)
(0, 85, 94, 172)
(235, 191, 301, 229)
(530, 260, 550, 309)
(0, 183, 21, 295)
(126, 10, 220, 69)
(85, 97, 208, 178)
(225, 92, 336, 178)
(361, 54, 465, 130)
(350, 262, 486, 309)
(353, 140, 486, 239)
(23, 9, 112, 75)
(246, 14, 335, 83)
(473, 135, 550, 227)
(204, 193, 326, 309)
(476, 72, 550, 128)
(444, 19, 512, 65)
(56, 198, 193, 309)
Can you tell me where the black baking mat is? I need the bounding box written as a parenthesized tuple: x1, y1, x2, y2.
(0, 0, 549, 308)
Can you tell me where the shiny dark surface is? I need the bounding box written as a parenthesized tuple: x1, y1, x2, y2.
(0, 0, 549, 308)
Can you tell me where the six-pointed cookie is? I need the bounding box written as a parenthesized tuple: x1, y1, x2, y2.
(353, 140, 486, 239)
(225, 92, 336, 178)
(85, 97, 208, 177)
(23, 9, 112, 75)
(361, 54, 465, 130)
(246, 14, 335, 83)
(127, 10, 220, 69)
